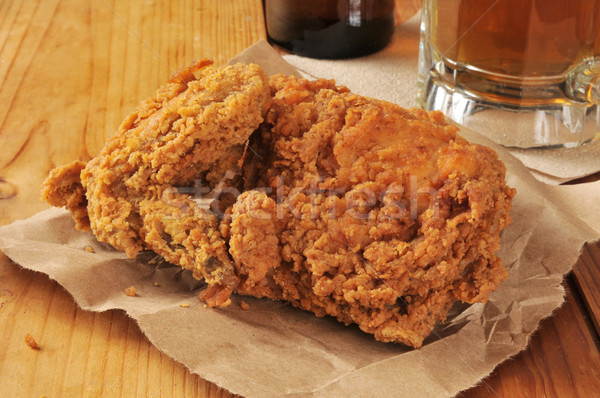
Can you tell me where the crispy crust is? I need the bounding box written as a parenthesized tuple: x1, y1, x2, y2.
(42, 66, 514, 346)
(230, 75, 514, 347)
(42, 61, 271, 305)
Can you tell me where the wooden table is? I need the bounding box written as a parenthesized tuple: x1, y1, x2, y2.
(1, 1, 599, 397)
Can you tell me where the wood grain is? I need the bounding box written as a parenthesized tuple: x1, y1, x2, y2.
(1, 0, 599, 397)
(0, 0, 261, 396)
(0, 0, 266, 225)
(458, 275, 600, 398)
(0, 251, 234, 398)
(573, 243, 600, 337)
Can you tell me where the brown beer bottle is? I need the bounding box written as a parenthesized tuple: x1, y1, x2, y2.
(265, 0, 395, 59)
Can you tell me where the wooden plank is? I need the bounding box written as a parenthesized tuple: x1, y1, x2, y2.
(573, 243, 600, 338)
(458, 274, 600, 398)
(1, 0, 599, 396)
(0, 252, 236, 398)
(0, 0, 263, 396)
(0, 0, 267, 225)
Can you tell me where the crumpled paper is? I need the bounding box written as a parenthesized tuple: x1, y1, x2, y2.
(1, 42, 599, 398)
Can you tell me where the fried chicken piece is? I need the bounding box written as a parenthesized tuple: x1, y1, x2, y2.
(42, 62, 513, 345)
(41, 160, 88, 230)
(231, 75, 515, 347)
(42, 60, 271, 306)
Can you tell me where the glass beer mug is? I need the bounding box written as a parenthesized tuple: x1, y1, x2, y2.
(418, 0, 600, 148)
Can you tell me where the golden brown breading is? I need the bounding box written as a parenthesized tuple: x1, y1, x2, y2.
(231, 75, 514, 347)
(42, 63, 514, 345)
(229, 191, 282, 291)
(41, 160, 89, 230)
(42, 60, 271, 306)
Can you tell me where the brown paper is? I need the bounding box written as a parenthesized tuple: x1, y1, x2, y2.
(1, 42, 600, 398)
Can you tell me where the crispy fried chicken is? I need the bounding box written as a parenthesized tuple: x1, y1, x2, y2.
(42, 60, 271, 306)
(42, 64, 514, 347)
(229, 75, 514, 347)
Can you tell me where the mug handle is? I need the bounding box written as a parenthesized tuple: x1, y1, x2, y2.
(566, 58, 600, 105)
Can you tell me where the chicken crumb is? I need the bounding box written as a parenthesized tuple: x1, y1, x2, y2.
(25, 333, 40, 350)
(180, 303, 190, 308)
(153, 281, 160, 287)
(239, 301, 250, 310)
(84, 245, 95, 253)
(124, 286, 136, 296)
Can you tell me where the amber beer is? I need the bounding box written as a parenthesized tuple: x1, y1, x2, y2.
(430, 0, 600, 80)
(418, 0, 600, 148)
